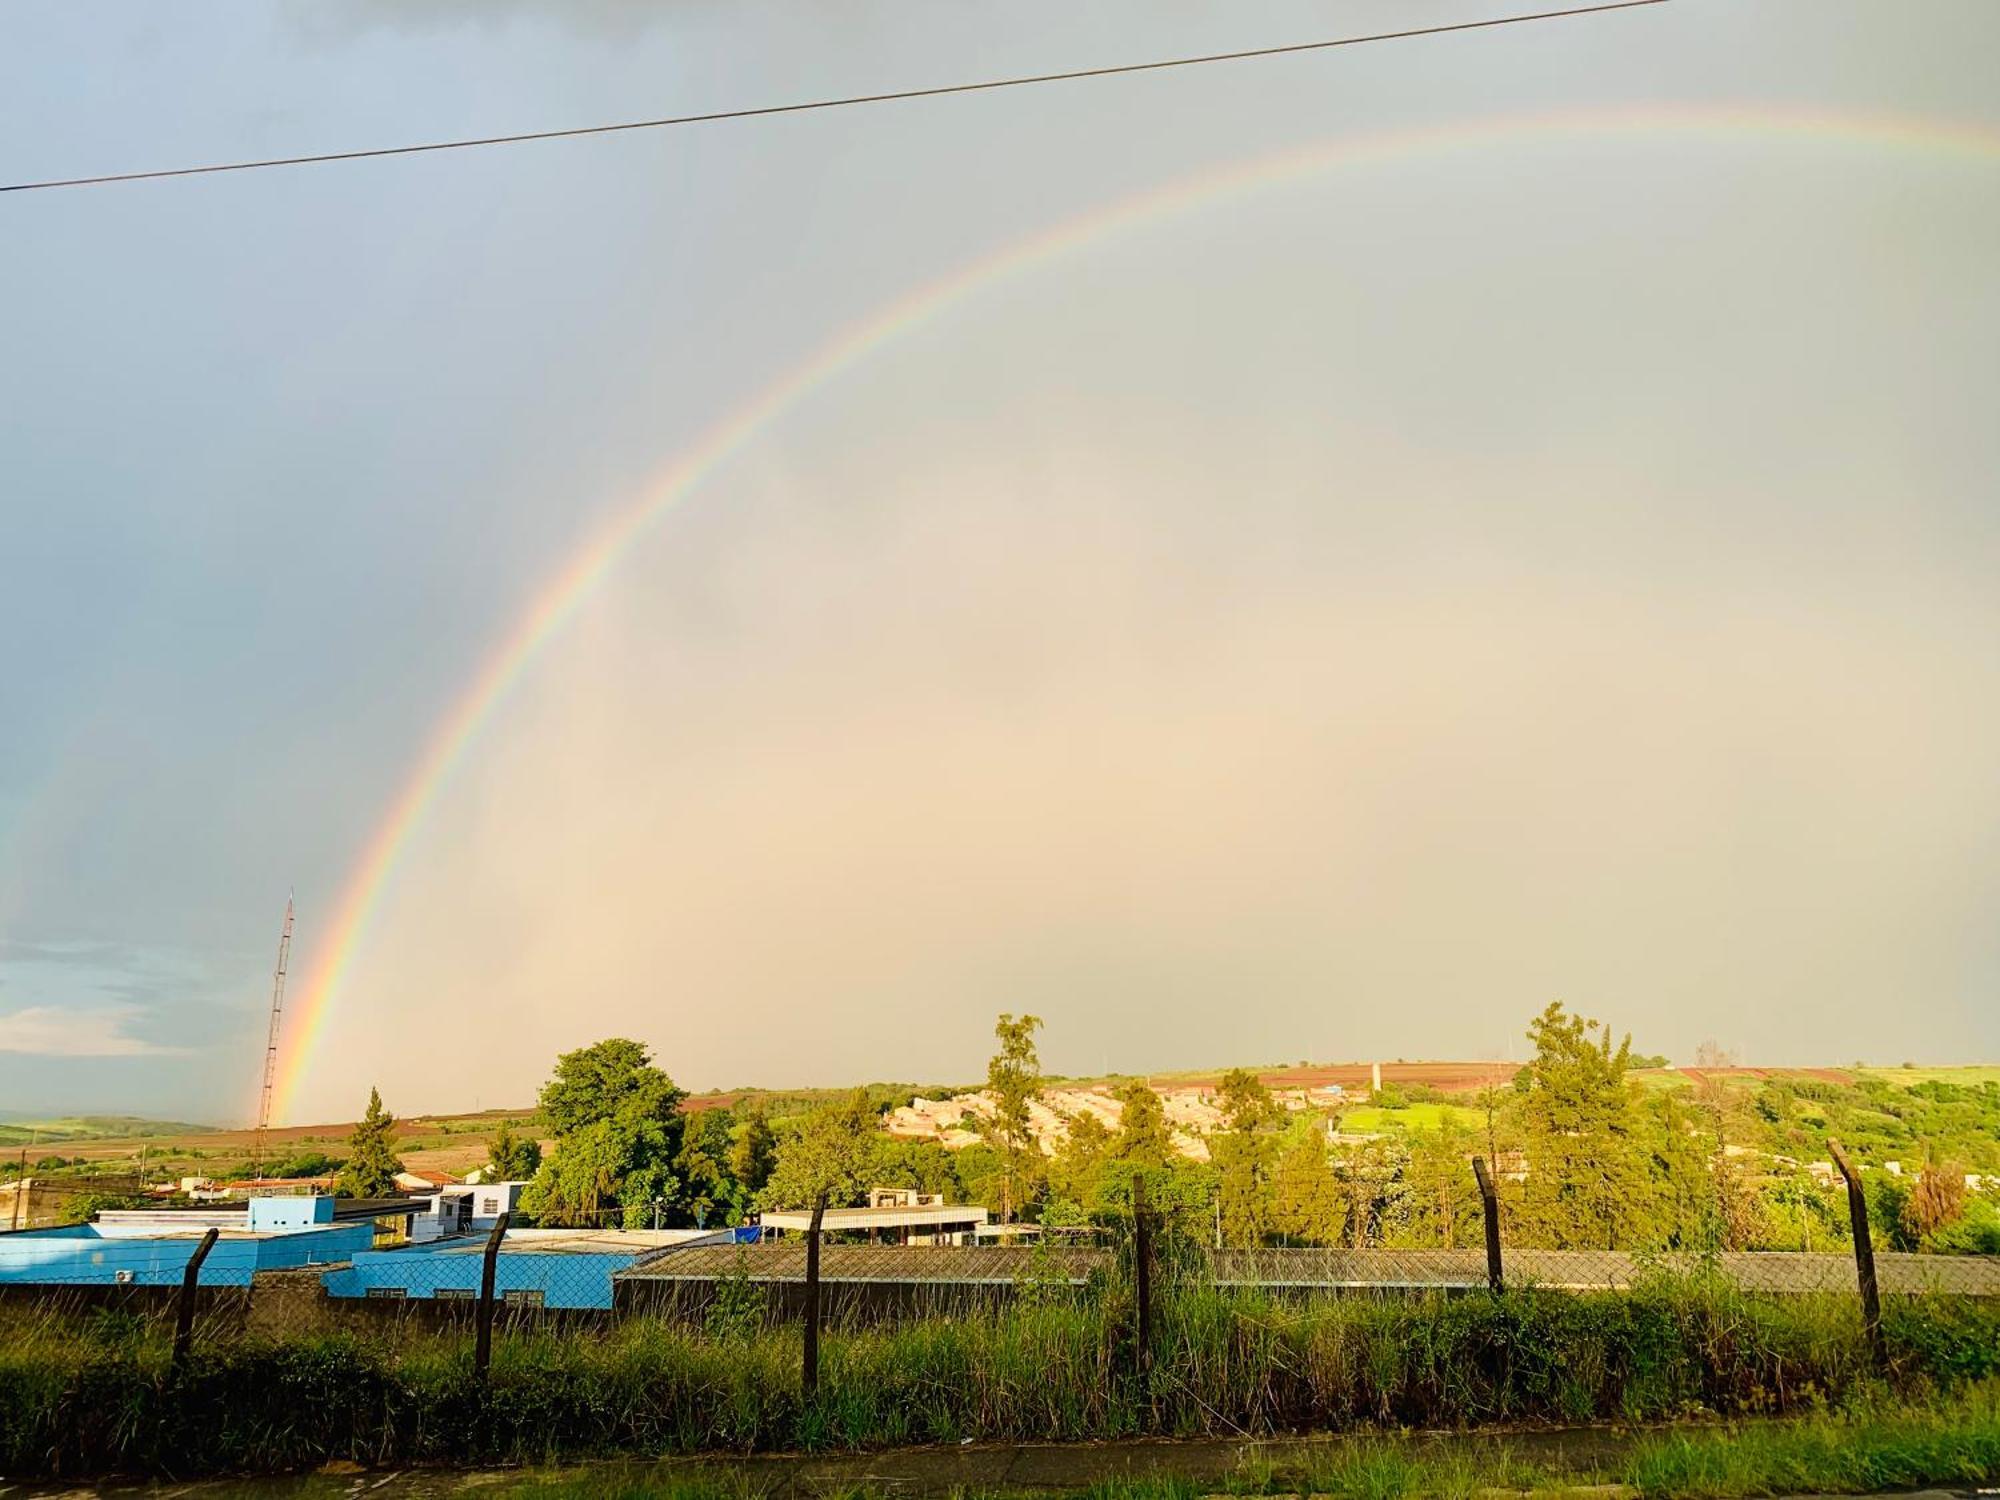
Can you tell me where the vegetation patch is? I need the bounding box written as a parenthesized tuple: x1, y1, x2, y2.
(3, 1287, 1997, 1480)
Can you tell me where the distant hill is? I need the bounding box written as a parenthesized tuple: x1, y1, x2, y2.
(0, 1115, 215, 1146)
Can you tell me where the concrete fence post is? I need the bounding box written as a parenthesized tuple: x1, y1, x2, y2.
(172, 1226, 221, 1370)
(1471, 1157, 1504, 1295)
(473, 1210, 511, 1377)
(1827, 1140, 1885, 1367)
(802, 1193, 827, 1399)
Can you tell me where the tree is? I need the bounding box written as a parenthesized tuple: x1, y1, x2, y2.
(725, 1101, 776, 1196)
(521, 1039, 689, 1228)
(523, 1122, 626, 1226)
(539, 1038, 684, 1136)
(1048, 1108, 1115, 1216)
(759, 1090, 875, 1209)
(1515, 1002, 1648, 1248)
(982, 1013, 1044, 1221)
(1112, 1080, 1175, 1166)
(1693, 1038, 1736, 1069)
(484, 1120, 542, 1182)
(675, 1108, 737, 1227)
(1212, 1069, 1279, 1247)
(1644, 1087, 1715, 1249)
(1268, 1125, 1345, 1245)
(864, 1137, 964, 1200)
(1400, 1120, 1482, 1248)
(1903, 1147, 1969, 1247)
(335, 1087, 403, 1198)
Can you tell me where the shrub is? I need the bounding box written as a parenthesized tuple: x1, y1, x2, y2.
(3, 1285, 1997, 1479)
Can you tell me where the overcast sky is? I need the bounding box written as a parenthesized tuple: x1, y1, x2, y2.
(3, 0, 1997, 1125)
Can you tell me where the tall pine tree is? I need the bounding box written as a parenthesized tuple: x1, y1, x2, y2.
(1516, 1002, 1648, 1248)
(336, 1087, 404, 1197)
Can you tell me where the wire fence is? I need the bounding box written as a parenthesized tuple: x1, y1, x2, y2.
(3, 1151, 1995, 1383)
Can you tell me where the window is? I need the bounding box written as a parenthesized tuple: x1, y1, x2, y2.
(365, 1287, 407, 1299)
(501, 1289, 544, 1309)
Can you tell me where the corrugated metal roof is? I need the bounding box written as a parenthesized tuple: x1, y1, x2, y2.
(618, 1243, 1105, 1284)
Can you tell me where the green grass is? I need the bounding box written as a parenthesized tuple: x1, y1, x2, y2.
(491, 1381, 2000, 1498)
(1336, 1102, 1486, 1133)
(6, 1281, 1998, 1480)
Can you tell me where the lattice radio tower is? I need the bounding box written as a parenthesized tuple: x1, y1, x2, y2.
(253, 894, 294, 1174)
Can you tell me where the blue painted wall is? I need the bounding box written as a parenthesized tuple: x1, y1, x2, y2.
(323, 1242, 639, 1310)
(0, 1222, 373, 1287)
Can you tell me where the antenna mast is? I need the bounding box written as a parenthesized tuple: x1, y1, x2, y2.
(253, 895, 295, 1174)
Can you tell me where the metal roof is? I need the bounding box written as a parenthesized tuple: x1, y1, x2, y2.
(758, 1202, 991, 1231)
(618, 1243, 1103, 1284)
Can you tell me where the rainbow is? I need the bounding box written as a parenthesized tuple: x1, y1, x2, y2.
(268, 103, 2000, 1123)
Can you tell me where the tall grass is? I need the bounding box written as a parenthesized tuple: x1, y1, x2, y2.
(3, 1284, 1996, 1479)
(470, 1383, 2000, 1499)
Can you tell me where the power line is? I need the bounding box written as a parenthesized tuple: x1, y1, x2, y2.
(2, 1, 1665, 195)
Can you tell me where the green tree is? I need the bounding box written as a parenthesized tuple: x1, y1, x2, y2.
(1399, 1119, 1482, 1248)
(1268, 1124, 1345, 1245)
(725, 1101, 776, 1196)
(864, 1136, 965, 1200)
(1048, 1108, 1116, 1215)
(982, 1013, 1045, 1221)
(538, 1038, 683, 1135)
(1515, 1002, 1649, 1249)
(675, 1108, 737, 1227)
(1644, 1087, 1716, 1249)
(1112, 1080, 1175, 1166)
(484, 1120, 542, 1182)
(521, 1039, 689, 1227)
(1212, 1068, 1279, 1247)
(759, 1089, 875, 1209)
(334, 1087, 404, 1198)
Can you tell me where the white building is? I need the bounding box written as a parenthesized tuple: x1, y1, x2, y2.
(408, 1181, 529, 1242)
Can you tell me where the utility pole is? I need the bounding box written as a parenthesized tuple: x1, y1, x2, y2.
(253, 895, 295, 1176)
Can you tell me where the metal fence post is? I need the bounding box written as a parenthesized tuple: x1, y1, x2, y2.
(802, 1193, 827, 1399)
(1471, 1157, 1504, 1294)
(1132, 1174, 1154, 1407)
(172, 1226, 221, 1369)
(1827, 1141, 1884, 1367)
(474, 1210, 511, 1377)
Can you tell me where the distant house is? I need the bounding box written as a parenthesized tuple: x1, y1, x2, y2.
(756, 1188, 988, 1246)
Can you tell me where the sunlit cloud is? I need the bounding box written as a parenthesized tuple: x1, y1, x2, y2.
(0, 1006, 185, 1058)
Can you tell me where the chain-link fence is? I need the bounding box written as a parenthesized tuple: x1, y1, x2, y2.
(4, 1151, 1997, 1381)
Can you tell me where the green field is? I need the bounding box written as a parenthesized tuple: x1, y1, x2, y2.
(0, 1115, 213, 1147)
(1861, 1065, 2000, 1088)
(1335, 1102, 1485, 1134)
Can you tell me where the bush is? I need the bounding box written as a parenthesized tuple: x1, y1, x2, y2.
(3, 1285, 1997, 1479)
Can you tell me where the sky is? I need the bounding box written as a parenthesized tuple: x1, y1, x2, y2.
(2, 0, 1997, 1126)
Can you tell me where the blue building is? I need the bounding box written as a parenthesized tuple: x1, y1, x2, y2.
(322, 1227, 755, 1311)
(0, 1196, 373, 1287)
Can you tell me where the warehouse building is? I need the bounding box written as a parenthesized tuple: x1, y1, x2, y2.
(0, 1195, 372, 1287)
(321, 1225, 756, 1310)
